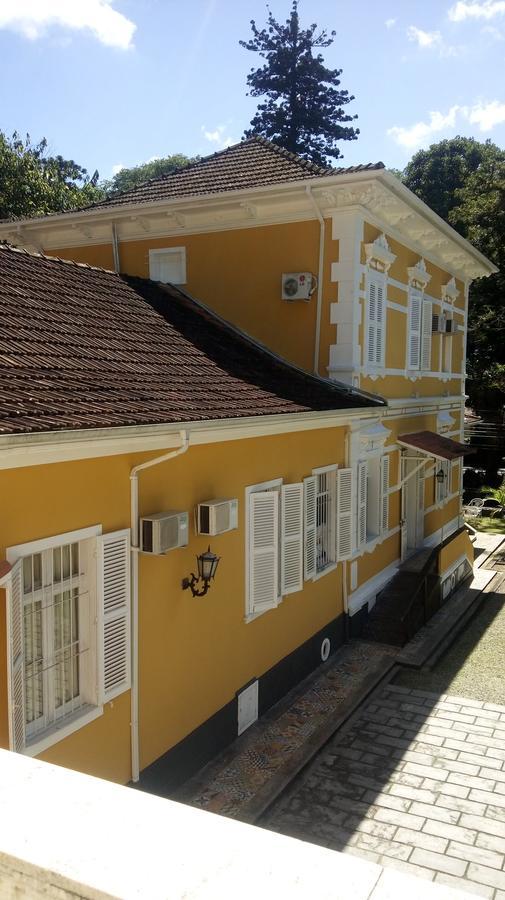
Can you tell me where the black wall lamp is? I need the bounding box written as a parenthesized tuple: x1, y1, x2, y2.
(436, 467, 446, 484)
(182, 546, 220, 597)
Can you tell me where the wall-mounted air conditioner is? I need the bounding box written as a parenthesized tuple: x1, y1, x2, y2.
(281, 272, 315, 301)
(141, 510, 189, 554)
(432, 314, 446, 333)
(445, 318, 456, 334)
(197, 499, 238, 535)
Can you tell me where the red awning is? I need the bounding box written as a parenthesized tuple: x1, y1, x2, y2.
(398, 430, 475, 461)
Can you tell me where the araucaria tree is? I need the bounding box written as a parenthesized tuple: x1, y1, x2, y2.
(240, 1, 359, 166)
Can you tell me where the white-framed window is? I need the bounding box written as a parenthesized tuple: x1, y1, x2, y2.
(442, 312, 453, 374)
(357, 454, 390, 550)
(5, 526, 131, 755)
(407, 289, 433, 372)
(149, 247, 187, 285)
(365, 271, 386, 368)
(246, 465, 353, 619)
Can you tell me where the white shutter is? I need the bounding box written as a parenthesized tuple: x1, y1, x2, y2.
(98, 529, 131, 702)
(303, 476, 317, 580)
(380, 455, 390, 535)
(408, 289, 422, 369)
(336, 468, 353, 560)
(421, 300, 432, 370)
(281, 484, 304, 595)
(367, 281, 377, 364)
(375, 281, 385, 365)
(249, 491, 279, 612)
(7, 560, 25, 752)
(357, 461, 368, 549)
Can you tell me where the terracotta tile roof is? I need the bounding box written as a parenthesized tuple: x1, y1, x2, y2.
(0, 243, 383, 436)
(83, 137, 384, 211)
(398, 431, 474, 460)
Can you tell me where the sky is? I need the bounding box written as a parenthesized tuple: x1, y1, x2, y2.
(0, 0, 504, 181)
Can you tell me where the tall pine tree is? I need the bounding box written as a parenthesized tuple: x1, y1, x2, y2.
(240, 1, 359, 166)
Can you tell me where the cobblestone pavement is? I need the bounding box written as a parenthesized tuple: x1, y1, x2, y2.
(263, 683, 505, 898)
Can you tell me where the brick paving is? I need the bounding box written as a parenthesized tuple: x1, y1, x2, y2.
(263, 684, 505, 898)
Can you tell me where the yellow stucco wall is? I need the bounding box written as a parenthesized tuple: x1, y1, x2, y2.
(0, 426, 350, 781)
(439, 528, 473, 576)
(51, 219, 329, 376)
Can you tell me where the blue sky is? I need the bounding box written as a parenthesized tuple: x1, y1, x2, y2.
(0, 0, 504, 180)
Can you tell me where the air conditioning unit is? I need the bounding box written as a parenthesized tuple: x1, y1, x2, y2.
(141, 510, 189, 554)
(281, 272, 314, 301)
(432, 313, 446, 333)
(197, 498, 238, 536)
(445, 318, 456, 334)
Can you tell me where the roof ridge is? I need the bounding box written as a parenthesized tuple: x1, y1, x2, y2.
(0, 240, 118, 276)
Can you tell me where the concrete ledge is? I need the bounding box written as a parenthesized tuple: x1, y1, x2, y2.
(0, 750, 479, 899)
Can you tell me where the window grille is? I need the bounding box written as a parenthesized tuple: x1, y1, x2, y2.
(315, 471, 335, 573)
(22, 541, 87, 739)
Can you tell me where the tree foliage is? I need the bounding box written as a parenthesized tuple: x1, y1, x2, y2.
(240, 1, 358, 166)
(401, 137, 505, 404)
(0, 131, 103, 220)
(102, 153, 196, 196)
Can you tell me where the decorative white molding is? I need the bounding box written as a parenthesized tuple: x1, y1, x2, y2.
(407, 257, 431, 289)
(437, 410, 455, 433)
(358, 421, 392, 453)
(442, 276, 459, 303)
(364, 233, 396, 272)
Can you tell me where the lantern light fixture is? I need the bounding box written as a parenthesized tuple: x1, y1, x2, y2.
(436, 467, 446, 484)
(182, 546, 220, 597)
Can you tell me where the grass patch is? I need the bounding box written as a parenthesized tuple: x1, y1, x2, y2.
(467, 516, 505, 534)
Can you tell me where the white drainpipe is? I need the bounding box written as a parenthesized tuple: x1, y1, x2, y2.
(305, 186, 325, 376)
(129, 430, 189, 782)
(112, 224, 120, 273)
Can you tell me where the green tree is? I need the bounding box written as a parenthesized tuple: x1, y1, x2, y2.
(240, 1, 358, 166)
(402, 137, 505, 403)
(102, 153, 196, 196)
(402, 136, 490, 224)
(0, 131, 103, 220)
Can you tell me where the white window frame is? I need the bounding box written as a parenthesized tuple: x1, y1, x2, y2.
(365, 269, 387, 370)
(407, 286, 423, 370)
(148, 247, 187, 285)
(245, 478, 282, 622)
(311, 464, 337, 580)
(7, 525, 102, 757)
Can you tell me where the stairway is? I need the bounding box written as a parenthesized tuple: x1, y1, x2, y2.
(361, 549, 440, 646)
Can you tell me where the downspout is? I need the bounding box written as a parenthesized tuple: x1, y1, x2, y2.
(112, 223, 120, 273)
(306, 186, 325, 376)
(129, 430, 189, 783)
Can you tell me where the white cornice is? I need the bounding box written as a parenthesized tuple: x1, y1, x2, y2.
(0, 169, 496, 280)
(0, 407, 381, 470)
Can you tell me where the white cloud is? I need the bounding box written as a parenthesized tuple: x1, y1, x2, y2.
(407, 25, 442, 47)
(481, 23, 504, 36)
(385, 18, 396, 28)
(111, 163, 125, 175)
(388, 100, 505, 149)
(407, 24, 459, 56)
(449, 1, 505, 20)
(0, 0, 136, 49)
(467, 99, 505, 129)
(201, 125, 235, 150)
(388, 106, 460, 149)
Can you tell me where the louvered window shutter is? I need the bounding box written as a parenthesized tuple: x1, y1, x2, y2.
(408, 289, 422, 369)
(367, 281, 377, 364)
(336, 468, 353, 560)
(281, 484, 304, 595)
(249, 491, 279, 612)
(375, 281, 385, 365)
(380, 455, 390, 535)
(303, 476, 317, 580)
(7, 560, 25, 752)
(98, 530, 131, 702)
(421, 300, 432, 371)
(357, 461, 368, 549)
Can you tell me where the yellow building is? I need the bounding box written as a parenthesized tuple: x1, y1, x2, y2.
(0, 139, 497, 788)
